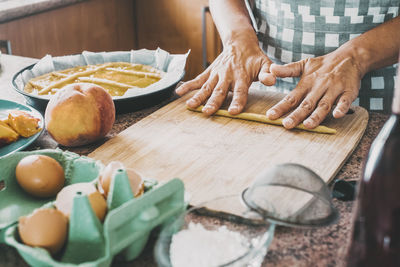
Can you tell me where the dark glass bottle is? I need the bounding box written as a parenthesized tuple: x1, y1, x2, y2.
(347, 69, 400, 266)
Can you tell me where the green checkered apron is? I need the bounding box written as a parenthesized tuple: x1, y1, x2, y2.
(246, 0, 399, 113)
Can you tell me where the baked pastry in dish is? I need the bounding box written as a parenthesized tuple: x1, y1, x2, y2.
(24, 62, 164, 97)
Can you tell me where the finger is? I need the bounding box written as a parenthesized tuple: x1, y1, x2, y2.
(282, 84, 327, 129)
(303, 89, 342, 129)
(270, 60, 305, 78)
(228, 80, 249, 114)
(259, 72, 276, 86)
(186, 75, 218, 108)
(175, 70, 210, 96)
(333, 90, 357, 119)
(258, 59, 276, 86)
(202, 79, 230, 115)
(266, 80, 310, 120)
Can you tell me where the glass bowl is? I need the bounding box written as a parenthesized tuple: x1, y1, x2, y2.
(154, 195, 275, 267)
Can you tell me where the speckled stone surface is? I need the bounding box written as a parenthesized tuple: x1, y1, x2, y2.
(0, 54, 391, 267)
(0, 0, 86, 23)
(0, 93, 390, 266)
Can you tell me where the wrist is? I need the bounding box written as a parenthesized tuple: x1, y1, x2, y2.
(223, 29, 260, 51)
(337, 41, 373, 78)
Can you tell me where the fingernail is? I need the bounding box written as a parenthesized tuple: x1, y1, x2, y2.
(304, 119, 313, 128)
(187, 99, 197, 106)
(333, 109, 343, 117)
(283, 117, 294, 128)
(202, 105, 215, 114)
(228, 104, 239, 113)
(202, 105, 210, 111)
(266, 109, 277, 119)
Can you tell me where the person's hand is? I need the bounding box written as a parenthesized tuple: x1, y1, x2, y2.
(266, 50, 363, 129)
(176, 36, 275, 115)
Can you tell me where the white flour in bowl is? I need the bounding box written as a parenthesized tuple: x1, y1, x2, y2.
(170, 222, 256, 267)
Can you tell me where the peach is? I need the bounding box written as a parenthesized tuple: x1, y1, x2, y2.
(45, 83, 115, 147)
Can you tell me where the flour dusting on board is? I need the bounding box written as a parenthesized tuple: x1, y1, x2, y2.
(170, 222, 266, 267)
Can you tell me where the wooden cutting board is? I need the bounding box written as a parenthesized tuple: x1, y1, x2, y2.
(89, 89, 368, 216)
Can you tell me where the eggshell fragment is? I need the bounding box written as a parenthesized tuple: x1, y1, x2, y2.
(15, 155, 65, 198)
(98, 161, 124, 197)
(55, 183, 107, 222)
(127, 169, 145, 198)
(98, 161, 145, 198)
(18, 208, 68, 255)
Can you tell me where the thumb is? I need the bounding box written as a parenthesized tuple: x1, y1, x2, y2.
(258, 59, 276, 86)
(270, 60, 305, 78)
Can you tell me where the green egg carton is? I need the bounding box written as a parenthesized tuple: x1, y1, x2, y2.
(0, 149, 185, 266)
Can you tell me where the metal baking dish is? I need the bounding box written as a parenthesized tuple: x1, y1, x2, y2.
(12, 63, 185, 114)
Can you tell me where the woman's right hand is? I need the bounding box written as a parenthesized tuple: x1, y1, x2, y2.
(175, 34, 276, 115)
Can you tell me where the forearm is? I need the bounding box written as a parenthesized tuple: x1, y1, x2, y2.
(339, 16, 400, 76)
(209, 0, 258, 47)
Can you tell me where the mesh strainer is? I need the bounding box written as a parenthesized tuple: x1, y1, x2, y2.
(242, 163, 338, 227)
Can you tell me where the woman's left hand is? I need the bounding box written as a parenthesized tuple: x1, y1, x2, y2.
(266, 50, 364, 129)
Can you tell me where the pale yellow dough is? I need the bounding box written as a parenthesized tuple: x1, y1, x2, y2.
(187, 105, 337, 134)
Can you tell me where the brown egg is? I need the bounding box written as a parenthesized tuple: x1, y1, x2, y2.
(99, 161, 145, 198)
(18, 208, 68, 255)
(15, 155, 65, 198)
(55, 183, 107, 222)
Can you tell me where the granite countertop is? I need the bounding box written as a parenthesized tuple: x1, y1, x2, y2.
(0, 0, 86, 23)
(0, 54, 391, 266)
(0, 101, 389, 267)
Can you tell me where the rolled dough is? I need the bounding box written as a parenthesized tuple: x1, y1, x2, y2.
(187, 106, 337, 134)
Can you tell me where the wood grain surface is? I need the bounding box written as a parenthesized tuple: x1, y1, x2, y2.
(0, 0, 135, 59)
(89, 89, 369, 215)
(135, 0, 222, 80)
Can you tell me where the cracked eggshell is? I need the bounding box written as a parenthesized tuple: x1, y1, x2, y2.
(99, 161, 145, 198)
(55, 182, 107, 222)
(127, 168, 145, 198)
